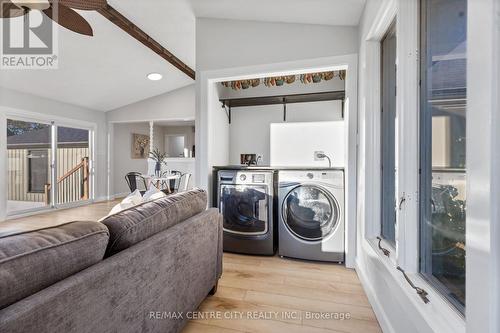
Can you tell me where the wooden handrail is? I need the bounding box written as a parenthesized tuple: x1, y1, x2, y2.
(46, 157, 88, 190)
(44, 157, 89, 204)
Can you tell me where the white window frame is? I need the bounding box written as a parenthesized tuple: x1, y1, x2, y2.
(363, 0, 399, 264)
(361, 0, 466, 331)
(465, 0, 500, 331)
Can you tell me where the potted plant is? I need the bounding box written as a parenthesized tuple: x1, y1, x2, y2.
(149, 148, 167, 177)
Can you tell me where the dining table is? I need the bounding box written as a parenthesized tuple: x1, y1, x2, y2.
(142, 174, 181, 194)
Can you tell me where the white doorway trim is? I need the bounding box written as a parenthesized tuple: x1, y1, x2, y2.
(196, 54, 358, 268)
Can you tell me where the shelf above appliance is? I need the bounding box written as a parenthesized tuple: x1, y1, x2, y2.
(219, 90, 346, 124)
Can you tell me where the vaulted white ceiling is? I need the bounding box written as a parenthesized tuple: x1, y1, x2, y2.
(0, 0, 365, 112)
(0, 0, 196, 112)
(189, 0, 366, 26)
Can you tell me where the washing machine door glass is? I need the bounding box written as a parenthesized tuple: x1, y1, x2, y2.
(283, 185, 338, 241)
(220, 185, 268, 235)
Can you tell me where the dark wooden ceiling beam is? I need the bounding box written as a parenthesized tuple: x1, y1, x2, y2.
(98, 4, 195, 80)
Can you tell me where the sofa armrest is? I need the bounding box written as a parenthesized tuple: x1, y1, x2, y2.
(215, 209, 223, 280)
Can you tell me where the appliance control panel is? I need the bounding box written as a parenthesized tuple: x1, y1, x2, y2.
(218, 170, 273, 185)
(252, 174, 266, 183)
(278, 170, 344, 185)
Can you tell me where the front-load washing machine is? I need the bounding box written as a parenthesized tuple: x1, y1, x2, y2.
(217, 169, 277, 255)
(278, 169, 344, 262)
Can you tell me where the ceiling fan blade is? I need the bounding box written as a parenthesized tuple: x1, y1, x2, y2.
(11, 0, 50, 11)
(0, 0, 27, 18)
(43, 4, 93, 36)
(52, 0, 106, 10)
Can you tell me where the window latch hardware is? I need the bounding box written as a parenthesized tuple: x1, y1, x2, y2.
(396, 266, 430, 304)
(376, 237, 390, 257)
(398, 194, 406, 210)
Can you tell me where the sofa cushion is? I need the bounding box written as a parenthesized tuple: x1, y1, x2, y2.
(98, 189, 145, 222)
(101, 189, 207, 256)
(142, 185, 166, 202)
(0, 221, 109, 310)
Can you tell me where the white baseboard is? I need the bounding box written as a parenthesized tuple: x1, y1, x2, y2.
(355, 260, 395, 333)
(113, 192, 129, 200)
(98, 193, 128, 201)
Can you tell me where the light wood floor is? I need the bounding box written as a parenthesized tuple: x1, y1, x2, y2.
(183, 253, 381, 333)
(0, 200, 117, 236)
(2, 201, 381, 333)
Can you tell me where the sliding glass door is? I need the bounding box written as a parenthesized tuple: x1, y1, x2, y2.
(6, 118, 93, 215)
(55, 126, 90, 206)
(7, 119, 52, 214)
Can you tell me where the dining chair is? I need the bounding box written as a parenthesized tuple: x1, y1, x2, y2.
(166, 170, 182, 191)
(125, 172, 148, 195)
(178, 173, 192, 192)
(157, 170, 181, 194)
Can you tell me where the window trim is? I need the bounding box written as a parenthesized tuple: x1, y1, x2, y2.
(362, 1, 397, 242)
(394, 0, 421, 274)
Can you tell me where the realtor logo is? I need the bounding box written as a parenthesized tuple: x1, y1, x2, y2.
(1, 1, 58, 69)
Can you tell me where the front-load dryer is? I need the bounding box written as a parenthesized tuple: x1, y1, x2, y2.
(278, 169, 344, 262)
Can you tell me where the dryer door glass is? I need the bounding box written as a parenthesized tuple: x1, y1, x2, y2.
(283, 185, 338, 241)
(220, 185, 268, 235)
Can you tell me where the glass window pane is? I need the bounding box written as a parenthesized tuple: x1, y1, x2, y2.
(381, 21, 397, 244)
(56, 126, 90, 205)
(28, 149, 49, 192)
(420, 0, 467, 311)
(7, 119, 51, 214)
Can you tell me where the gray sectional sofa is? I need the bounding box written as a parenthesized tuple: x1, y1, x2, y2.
(0, 189, 223, 333)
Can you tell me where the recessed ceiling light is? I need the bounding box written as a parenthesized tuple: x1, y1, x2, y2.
(147, 73, 163, 81)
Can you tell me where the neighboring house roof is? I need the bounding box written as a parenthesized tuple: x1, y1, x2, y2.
(431, 46, 466, 97)
(7, 127, 88, 149)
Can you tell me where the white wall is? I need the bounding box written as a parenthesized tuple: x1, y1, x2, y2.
(196, 18, 358, 71)
(229, 100, 343, 165)
(270, 121, 345, 167)
(0, 87, 108, 220)
(106, 84, 195, 122)
(112, 122, 151, 196)
(206, 81, 230, 201)
(196, 17, 358, 192)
